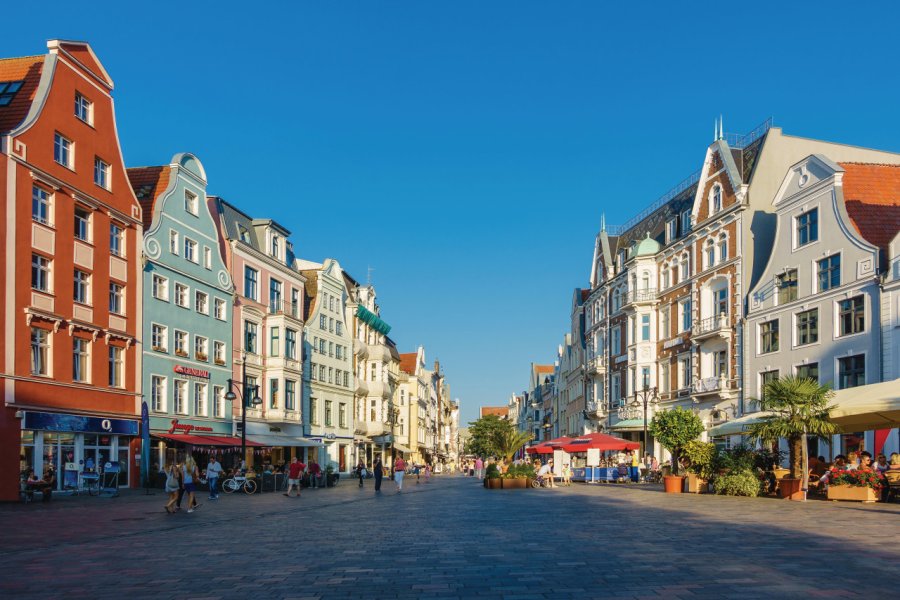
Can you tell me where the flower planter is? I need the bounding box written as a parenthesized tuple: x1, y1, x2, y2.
(663, 475, 684, 494)
(828, 484, 878, 503)
(685, 473, 707, 494)
(486, 478, 501, 489)
(778, 477, 804, 501)
(501, 477, 526, 489)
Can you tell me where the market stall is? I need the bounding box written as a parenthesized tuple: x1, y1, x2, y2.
(560, 433, 640, 483)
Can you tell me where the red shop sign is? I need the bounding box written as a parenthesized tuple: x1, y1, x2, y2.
(169, 419, 214, 434)
(173, 365, 210, 379)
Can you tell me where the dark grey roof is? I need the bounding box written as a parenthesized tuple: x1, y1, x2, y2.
(213, 197, 297, 267)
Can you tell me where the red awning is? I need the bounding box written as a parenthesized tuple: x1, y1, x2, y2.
(561, 433, 640, 453)
(525, 436, 575, 454)
(153, 434, 266, 447)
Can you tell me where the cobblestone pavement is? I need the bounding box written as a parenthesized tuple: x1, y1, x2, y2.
(1, 476, 898, 599)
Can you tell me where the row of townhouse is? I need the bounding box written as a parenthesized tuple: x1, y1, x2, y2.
(510, 119, 900, 461)
(0, 40, 460, 501)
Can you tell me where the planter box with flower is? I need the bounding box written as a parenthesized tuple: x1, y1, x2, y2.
(214, 358, 226, 366)
(500, 463, 533, 489)
(175, 349, 189, 358)
(827, 470, 882, 503)
(484, 464, 502, 489)
(196, 352, 208, 362)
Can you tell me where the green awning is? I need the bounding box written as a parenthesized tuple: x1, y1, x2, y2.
(610, 418, 647, 431)
(356, 305, 391, 335)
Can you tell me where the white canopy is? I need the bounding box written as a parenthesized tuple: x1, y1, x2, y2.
(246, 434, 325, 447)
(707, 411, 774, 437)
(828, 379, 900, 431)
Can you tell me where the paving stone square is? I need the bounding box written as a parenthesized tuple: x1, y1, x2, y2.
(1, 476, 897, 599)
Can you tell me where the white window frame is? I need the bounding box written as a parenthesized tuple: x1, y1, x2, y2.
(194, 382, 208, 416)
(214, 341, 226, 365)
(184, 190, 198, 216)
(174, 282, 189, 308)
(110, 223, 125, 257)
(184, 238, 198, 263)
(54, 132, 73, 169)
(151, 375, 167, 412)
(151, 323, 168, 352)
(195, 290, 209, 315)
(152, 274, 169, 301)
(94, 157, 110, 190)
(169, 230, 179, 255)
(214, 298, 226, 320)
(174, 329, 188, 357)
(173, 379, 188, 415)
(74, 93, 93, 125)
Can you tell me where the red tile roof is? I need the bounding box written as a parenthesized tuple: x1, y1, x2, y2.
(839, 163, 900, 254)
(0, 55, 44, 134)
(127, 166, 170, 230)
(480, 406, 509, 419)
(399, 353, 418, 375)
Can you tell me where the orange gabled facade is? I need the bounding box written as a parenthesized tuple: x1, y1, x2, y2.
(0, 41, 143, 500)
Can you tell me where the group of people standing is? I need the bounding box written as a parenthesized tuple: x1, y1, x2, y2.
(163, 452, 215, 514)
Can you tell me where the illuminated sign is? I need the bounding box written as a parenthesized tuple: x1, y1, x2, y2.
(168, 419, 214, 434)
(173, 365, 210, 378)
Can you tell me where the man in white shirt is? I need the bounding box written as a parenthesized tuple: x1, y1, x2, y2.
(207, 457, 223, 500)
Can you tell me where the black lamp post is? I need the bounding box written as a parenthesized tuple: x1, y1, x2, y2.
(224, 354, 262, 466)
(631, 384, 658, 459)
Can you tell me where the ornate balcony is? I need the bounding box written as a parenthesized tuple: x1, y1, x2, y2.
(691, 314, 731, 341)
(586, 355, 607, 375)
(692, 376, 738, 399)
(624, 288, 657, 306)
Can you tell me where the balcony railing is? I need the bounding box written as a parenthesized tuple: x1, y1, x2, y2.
(692, 376, 737, 395)
(586, 355, 607, 374)
(625, 288, 658, 304)
(692, 314, 729, 336)
(268, 299, 300, 319)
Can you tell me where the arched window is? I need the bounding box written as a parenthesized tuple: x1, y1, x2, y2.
(718, 233, 728, 263)
(711, 184, 723, 214)
(681, 252, 691, 279)
(705, 239, 715, 269)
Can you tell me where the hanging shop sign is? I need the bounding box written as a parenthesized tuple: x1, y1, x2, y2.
(173, 365, 210, 379)
(24, 411, 138, 435)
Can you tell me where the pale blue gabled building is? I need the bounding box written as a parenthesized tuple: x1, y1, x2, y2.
(128, 154, 236, 469)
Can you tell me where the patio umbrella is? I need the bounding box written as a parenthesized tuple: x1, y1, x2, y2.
(561, 432, 639, 453)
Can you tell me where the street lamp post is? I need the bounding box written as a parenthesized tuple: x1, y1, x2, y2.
(224, 353, 262, 467)
(631, 384, 658, 459)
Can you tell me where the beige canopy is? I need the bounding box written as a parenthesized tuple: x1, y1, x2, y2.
(828, 379, 900, 431)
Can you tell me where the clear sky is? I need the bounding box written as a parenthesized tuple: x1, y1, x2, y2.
(5, 2, 900, 426)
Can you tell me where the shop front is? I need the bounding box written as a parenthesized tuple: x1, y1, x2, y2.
(150, 416, 249, 473)
(20, 410, 139, 491)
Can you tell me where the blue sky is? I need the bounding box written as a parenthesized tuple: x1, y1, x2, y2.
(5, 2, 900, 426)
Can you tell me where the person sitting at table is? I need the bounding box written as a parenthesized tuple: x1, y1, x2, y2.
(873, 454, 889, 476)
(890, 453, 900, 471)
(26, 468, 54, 501)
(815, 454, 848, 490)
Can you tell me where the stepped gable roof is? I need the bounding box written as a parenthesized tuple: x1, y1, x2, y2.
(127, 166, 170, 230)
(399, 353, 418, 375)
(839, 163, 900, 254)
(0, 55, 43, 133)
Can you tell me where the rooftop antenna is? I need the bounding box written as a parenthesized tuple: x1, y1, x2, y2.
(366, 266, 374, 286)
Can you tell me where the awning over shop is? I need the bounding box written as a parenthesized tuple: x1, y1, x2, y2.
(525, 436, 574, 454)
(828, 379, 900, 430)
(154, 433, 221, 446)
(610, 418, 647, 431)
(246, 434, 325, 448)
(707, 411, 774, 437)
(561, 433, 639, 453)
(392, 443, 412, 454)
(356, 305, 391, 335)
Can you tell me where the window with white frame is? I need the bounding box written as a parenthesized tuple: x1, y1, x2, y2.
(269, 379, 279, 408)
(610, 374, 621, 403)
(54, 132, 73, 168)
(660, 305, 670, 339)
(184, 190, 198, 215)
(108, 346, 123, 387)
(244, 321, 258, 353)
(678, 355, 691, 390)
(777, 269, 798, 304)
(837, 296, 864, 336)
(661, 264, 670, 289)
(838, 355, 865, 389)
(760, 319, 779, 354)
(195, 291, 208, 315)
(94, 157, 110, 190)
(151, 324, 168, 352)
(32, 186, 51, 225)
(194, 336, 208, 361)
(214, 298, 226, 320)
(666, 219, 677, 243)
(271, 234, 280, 258)
(194, 382, 207, 416)
(73, 269, 90, 304)
(109, 282, 124, 315)
(714, 285, 728, 316)
(641, 314, 650, 341)
(73, 338, 90, 382)
(174, 283, 188, 307)
(713, 350, 727, 378)
(30, 327, 50, 375)
(681, 210, 691, 235)
(110, 223, 124, 257)
(718, 233, 727, 262)
(286, 328, 297, 359)
(659, 361, 670, 393)
(611, 326, 621, 355)
(679, 298, 691, 332)
(796, 208, 818, 247)
(74, 93, 93, 124)
(151, 375, 167, 412)
(796, 363, 819, 383)
(817, 254, 840, 291)
(213, 385, 224, 418)
(244, 266, 258, 300)
(760, 370, 778, 400)
(184, 238, 198, 263)
(796, 309, 818, 346)
(214, 341, 226, 365)
(204, 247, 211, 269)
(174, 330, 188, 357)
(705, 239, 715, 269)
(310, 362, 317, 381)
(74, 207, 91, 242)
(173, 379, 187, 414)
(270, 326, 280, 356)
(152, 275, 169, 301)
(32, 254, 51, 292)
(285, 380, 296, 411)
(711, 184, 722, 214)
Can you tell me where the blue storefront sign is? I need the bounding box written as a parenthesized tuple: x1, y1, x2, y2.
(24, 411, 138, 435)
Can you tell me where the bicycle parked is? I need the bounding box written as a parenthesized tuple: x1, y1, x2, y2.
(222, 475, 257, 494)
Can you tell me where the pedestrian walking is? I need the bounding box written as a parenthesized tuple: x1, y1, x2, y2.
(206, 455, 223, 500)
(163, 461, 180, 513)
(308, 460, 321, 488)
(414, 463, 421, 484)
(373, 457, 383, 492)
(630, 450, 640, 483)
(474, 456, 484, 479)
(356, 459, 366, 488)
(181, 454, 200, 513)
(394, 455, 406, 492)
(284, 456, 305, 498)
(424, 463, 432, 483)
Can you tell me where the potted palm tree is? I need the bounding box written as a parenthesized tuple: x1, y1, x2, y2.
(746, 376, 839, 501)
(649, 407, 705, 493)
(495, 429, 534, 489)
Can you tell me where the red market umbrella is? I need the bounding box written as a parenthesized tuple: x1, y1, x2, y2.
(561, 433, 639, 453)
(525, 436, 575, 454)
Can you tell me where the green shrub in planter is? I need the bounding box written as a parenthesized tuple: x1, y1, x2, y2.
(681, 440, 717, 480)
(485, 464, 501, 479)
(713, 471, 762, 497)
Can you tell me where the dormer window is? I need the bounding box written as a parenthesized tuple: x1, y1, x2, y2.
(238, 225, 251, 244)
(271, 235, 280, 258)
(711, 184, 723, 214)
(0, 81, 25, 107)
(681, 210, 691, 235)
(666, 219, 677, 243)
